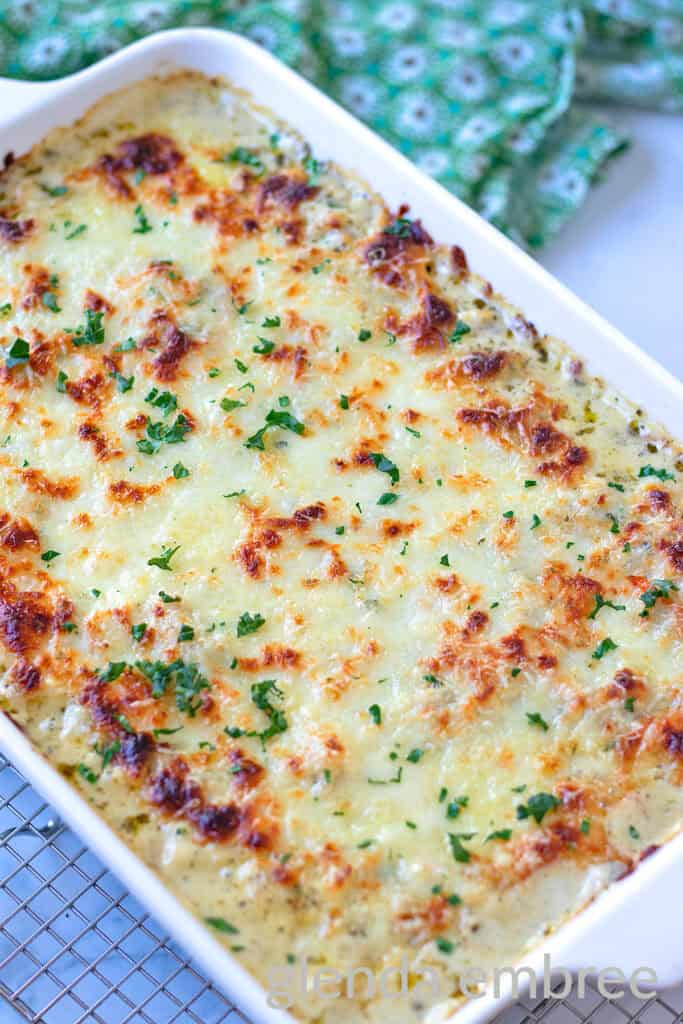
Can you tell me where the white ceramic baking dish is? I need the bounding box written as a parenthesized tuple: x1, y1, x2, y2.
(0, 28, 681, 1024)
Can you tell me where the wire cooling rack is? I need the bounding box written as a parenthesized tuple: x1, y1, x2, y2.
(1, 749, 682, 1024)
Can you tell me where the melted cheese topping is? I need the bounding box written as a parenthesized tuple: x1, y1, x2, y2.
(1, 73, 682, 1023)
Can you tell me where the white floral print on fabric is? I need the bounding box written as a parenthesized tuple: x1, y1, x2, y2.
(1, 0, 681, 248)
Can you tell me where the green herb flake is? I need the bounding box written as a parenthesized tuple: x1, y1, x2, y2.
(132, 204, 152, 234)
(406, 748, 423, 763)
(377, 492, 398, 506)
(147, 545, 181, 571)
(368, 704, 382, 726)
(70, 309, 104, 347)
(526, 711, 549, 731)
(41, 549, 60, 563)
(131, 623, 147, 642)
(639, 579, 678, 617)
(358, 329, 372, 342)
(77, 763, 98, 785)
(448, 832, 475, 863)
(486, 829, 512, 842)
(339, 394, 349, 410)
(204, 917, 239, 934)
(449, 320, 471, 344)
(588, 593, 626, 620)
(516, 792, 559, 824)
(639, 465, 674, 482)
(236, 611, 265, 637)
(173, 462, 189, 479)
(369, 452, 399, 486)
(6, 338, 30, 368)
(592, 637, 618, 660)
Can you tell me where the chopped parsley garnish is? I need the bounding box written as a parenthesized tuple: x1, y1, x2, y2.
(97, 740, 121, 771)
(440, 554, 450, 566)
(628, 825, 640, 840)
(607, 513, 620, 534)
(446, 795, 469, 820)
(40, 549, 60, 562)
(503, 510, 514, 519)
(245, 408, 305, 450)
(516, 792, 559, 824)
(136, 658, 210, 716)
(526, 712, 549, 731)
(262, 315, 280, 328)
(77, 763, 98, 785)
(223, 147, 264, 173)
(358, 329, 372, 342)
(406, 748, 423, 763)
(530, 514, 542, 530)
(436, 938, 454, 954)
(368, 766, 403, 785)
(131, 623, 147, 642)
(136, 414, 190, 454)
(339, 394, 349, 410)
(424, 674, 444, 687)
(132, 204, 152, 234)
(639, 464, 674, 482)
(115, 337, 137, 352)
(236, 611, 265, 637)
(153, 726, 184, 738)
(511, 667, 521, 678)
(147, 545, 181, 571)
(173, 462, 189, 479)
(0, 303, 12, 316)
(42, 290, 61, 313)
(145, 387, 177, 415)
(6, 338, 30, 368)
(70, 309, 104, 347)
(99, 661, 127, 683)
(377, 492, 398, 505)
(624, 696, 636, 712)
(40, 183, 69, 197)
(592, 637, 618, 660)
(204, 916, 239, 934)
(65, 223, 87, 240)
(253, 338, 275, 355)
(588, 594, 626, 620)
(580, 818, 591, 834)
(368, 704, 382, 726)
(111, 371, 134, 393)
(116, 713, 134, 734)
(335, 526, 345, 535)
(405, 426, 421, 438)
(312, 259, 331, 274)
(524, 480, 537, 488)
(608, 481, 625, 493)
(384, 216, 413, 237)
(486, 829, 512, 842)
(449, 320, 471, 344)
(357, 839, 374, 849)
(208, 367, 220, 378)
(178, 625, 194, 643)
(227, 679, 287, 746)
(369, 452, 399, 486)
(159, 590, 180, 603)
(448, 832, 475, 863)
(639, 579, 678, 617)
(220, 397, 247, 412)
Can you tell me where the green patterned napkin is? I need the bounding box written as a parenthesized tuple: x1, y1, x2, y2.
(1, 1, 681, 248)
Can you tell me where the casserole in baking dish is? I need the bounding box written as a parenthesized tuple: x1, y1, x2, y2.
(0, 31, 682, 1024)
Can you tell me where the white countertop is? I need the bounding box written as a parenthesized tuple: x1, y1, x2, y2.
(540, 104, 682, 381)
